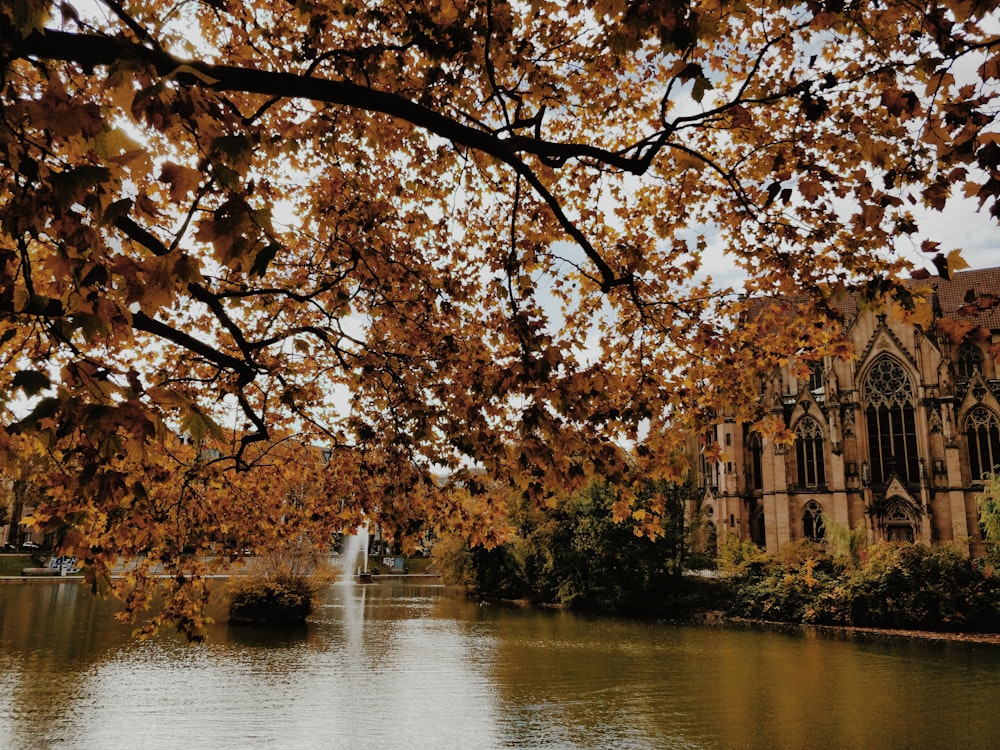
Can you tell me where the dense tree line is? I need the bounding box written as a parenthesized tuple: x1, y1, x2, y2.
(434, 478, 715, 616)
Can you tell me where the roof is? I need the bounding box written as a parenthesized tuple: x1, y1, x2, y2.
(930, 267, 1000, 329)
(740, 266, 1000, 331)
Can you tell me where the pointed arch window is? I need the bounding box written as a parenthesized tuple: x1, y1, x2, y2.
(795, 417, 826, 487)
(965, 406, 1000, 480)
(863, 356, 919, 485)
(748, 433, 763, 490)
(957, 343, 983, 381)
(808, 361, 824, 392)
(802, 501, 825, 540)
(884, 501, 916, 542)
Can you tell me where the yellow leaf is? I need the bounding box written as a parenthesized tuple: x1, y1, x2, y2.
(947, 248, 970, 274)
(908, 300, 934, 330)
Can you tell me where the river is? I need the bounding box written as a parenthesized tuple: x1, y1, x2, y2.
(0, 579, 996, 749)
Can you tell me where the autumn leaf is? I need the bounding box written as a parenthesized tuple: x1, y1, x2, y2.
(906, 300, 934, 330)
(936, 316, 977, 344)
(947, 248, 969, 274)
(881, 88, 919, 117)
(798, 176, 825, 203)
(11, 369, 51, 396)
(158, 162, 203, 202)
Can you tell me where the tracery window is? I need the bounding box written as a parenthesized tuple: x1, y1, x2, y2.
(957, 343, 984, 381)
(802, 501, 825, 540)
(884, 501, 916, 542)
(965, 406, 1000, 480)
(863, 356, 919, 485)
(795, 417, 826, 487)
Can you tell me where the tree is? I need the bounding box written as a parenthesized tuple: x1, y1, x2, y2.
(436, 476, 696, 612)
(0, 432, 55, 550)
(980, 471, 1000, 563)
(0, 0, 998, 632)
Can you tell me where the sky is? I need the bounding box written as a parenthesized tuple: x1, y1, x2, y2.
(903, 195, 998, 272)
(696, 192, 998, 295)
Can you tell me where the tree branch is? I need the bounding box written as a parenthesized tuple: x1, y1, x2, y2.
(131, 310, 255, 384)
(16, 27, 628, 288)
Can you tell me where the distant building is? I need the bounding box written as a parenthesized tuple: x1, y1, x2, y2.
(699, 267, 1000, 554)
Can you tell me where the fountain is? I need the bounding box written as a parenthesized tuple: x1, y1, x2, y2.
(340, 526, 371, 583)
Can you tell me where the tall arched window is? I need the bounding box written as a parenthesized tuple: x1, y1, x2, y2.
(808, 361, 824, 392)
(863, 356, 919, 485)
(965, 406, 1000, 480)
(748, 433, 763, 490)
(957, 343, 984, 381)
(795, 418, 826, 487)
(802, 501, 825, 540)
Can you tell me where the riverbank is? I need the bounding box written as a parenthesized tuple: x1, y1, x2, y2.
(0, 552, 441, 582)
(459, 581, 1000, 646)
(719, 615, 1000, 646)
(2, 563, 996, 646)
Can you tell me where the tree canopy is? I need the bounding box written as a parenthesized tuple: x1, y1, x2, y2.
(1, 0, 998, 634)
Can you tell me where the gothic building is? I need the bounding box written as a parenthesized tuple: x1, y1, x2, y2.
(700, 267, 1000, 554)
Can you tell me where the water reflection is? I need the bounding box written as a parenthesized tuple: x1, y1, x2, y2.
(1, 581, 997, 750)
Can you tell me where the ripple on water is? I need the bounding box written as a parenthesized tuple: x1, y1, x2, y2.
(1, 582, 998, 750)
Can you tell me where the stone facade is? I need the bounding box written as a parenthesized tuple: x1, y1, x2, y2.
(700, 267, 1000, 554)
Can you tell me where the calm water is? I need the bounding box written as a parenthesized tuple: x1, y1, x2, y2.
(0, 580, 997, 750)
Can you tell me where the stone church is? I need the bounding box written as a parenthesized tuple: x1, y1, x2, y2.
(700, 267, 1000, 555)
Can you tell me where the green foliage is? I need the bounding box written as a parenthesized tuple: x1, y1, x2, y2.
(979, 472, 1000, 565)
(821, 517, 868, 571)
(728, 540, 1000, 633)
(434, 478, 696, 615)
(227, 574, 318, 625)
(828, 543, 1000, 631)
(732, 556, 833, 623)
(226, 536, 330, 625)
(431, 534, 478, 588)
(717, 535, 773, 578)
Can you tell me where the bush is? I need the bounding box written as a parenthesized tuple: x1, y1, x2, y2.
(726, 540, 1000, 633)
(227, 575, 318, 625)
(430, 535, 477, 587)
(226, 537, 329, 626)
(826, 543, 1000, 631)
(980, 473, 1000, 565)
(718, 536, 774, 579)
(730, 556, 834, 623)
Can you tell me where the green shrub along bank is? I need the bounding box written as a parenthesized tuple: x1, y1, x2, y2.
(0, 555, 34, 576)
(434, 475, 1000, 633)
(441, 529, 1000, 632)
(723, 477, 1000, 632)
(724, 538, 1000, 633)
